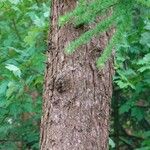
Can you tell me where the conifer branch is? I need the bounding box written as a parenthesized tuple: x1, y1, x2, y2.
(59, 0, 150, 68)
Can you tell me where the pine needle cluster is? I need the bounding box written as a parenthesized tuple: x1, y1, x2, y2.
(59, 0, 150, 68)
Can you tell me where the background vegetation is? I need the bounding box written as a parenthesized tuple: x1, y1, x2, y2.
(0, 0, 149, 149)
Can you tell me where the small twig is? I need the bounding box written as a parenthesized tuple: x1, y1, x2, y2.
(12, 18, 22, 41)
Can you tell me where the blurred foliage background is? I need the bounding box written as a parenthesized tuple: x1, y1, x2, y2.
(0, 0, 149, 150)
(112, 5, 150, 149)
(0, 0, 49, 149)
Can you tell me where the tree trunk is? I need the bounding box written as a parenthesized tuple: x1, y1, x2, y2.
(40, 1, 114, 150)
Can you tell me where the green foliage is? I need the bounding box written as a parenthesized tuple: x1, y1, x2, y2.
(111, 6, 150, 149)
(109, 138, 115, 148)
(0, 0, 49, 149)
(59, 0, 150, 67)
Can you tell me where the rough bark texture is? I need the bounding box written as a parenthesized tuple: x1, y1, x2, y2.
(40, 0, 114, 150)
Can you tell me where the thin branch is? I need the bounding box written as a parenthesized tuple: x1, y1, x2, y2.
(12, 18, 22, 41)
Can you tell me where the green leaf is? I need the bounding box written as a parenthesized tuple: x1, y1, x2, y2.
(109, 138, 115, 148)
(116, 80, 129, 89)
(131, 107, 144, 121)
(119, 101, 133, 114)
(140, 32, 150, 47)
(6, 81, 18, 98)
(23, 102, 33, 113)
(0, 81, 8, 95)
(9, 0, 20, 5)
(5, 64, 21, 78)
(138, 65, 150, 72)
(144, 21, 150, 30)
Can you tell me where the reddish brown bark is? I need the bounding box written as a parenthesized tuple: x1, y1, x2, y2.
(40, 0, 114, 150)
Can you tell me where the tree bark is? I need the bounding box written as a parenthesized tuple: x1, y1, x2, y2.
(40, 0, 114, 150)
